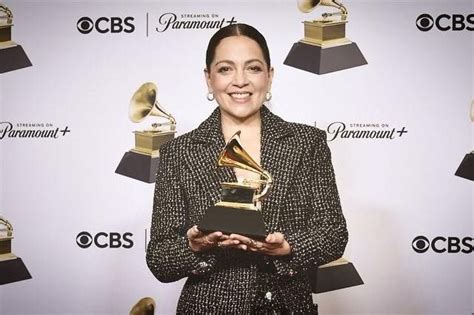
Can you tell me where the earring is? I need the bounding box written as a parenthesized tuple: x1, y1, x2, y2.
(207, 92, 215, 101)
(265, 91, 272, 101)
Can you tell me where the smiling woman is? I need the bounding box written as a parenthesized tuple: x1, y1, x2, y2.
(146, 23, 348, 314)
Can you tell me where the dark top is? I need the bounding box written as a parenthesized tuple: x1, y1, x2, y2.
(146, 106, 348, 314)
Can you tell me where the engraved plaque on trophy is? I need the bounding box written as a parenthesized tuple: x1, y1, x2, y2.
(455, 100, 474, 181)
(115, 82, 177, 183)
(198, 131, 272, 240)
(0, 3, 32, 73)
(0, 216, 32, 285)
(284, 0, 367, 74)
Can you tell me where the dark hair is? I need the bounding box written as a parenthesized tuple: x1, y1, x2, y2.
(205, 23, 271, 71)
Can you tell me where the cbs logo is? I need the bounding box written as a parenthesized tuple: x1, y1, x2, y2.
(76, 231, 134, 249)
(412, 235, 473, 254)
(416, 13, 474, 32)
(76, 16, 135, 34)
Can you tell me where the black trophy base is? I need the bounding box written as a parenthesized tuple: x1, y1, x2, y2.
(455, 152, 474, 181)
(0, 45, 32, 73)
(0, 257, 32, 285)
(198, 206, 267, 240)
(115, 151, 159, 183)
(310, 262, 364, 294)
(284, 41, 367, 74)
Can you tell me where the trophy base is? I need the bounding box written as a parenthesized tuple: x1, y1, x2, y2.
(0, 44, 32, 73)
(455, 152, 474, 181)
(284, 41, 367, 74)
(198, 206, 267, 240)
(115, 151, 160, 183)
(0, 257, 32, 285)
(310, 259, 364, 294)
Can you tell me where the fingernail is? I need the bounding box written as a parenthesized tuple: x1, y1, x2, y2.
(233, 240, 239, 244)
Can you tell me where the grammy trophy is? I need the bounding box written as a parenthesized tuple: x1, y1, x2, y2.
(115, 82, 176, 183)
(198, 131, 272, 240)
(0, 2, 32, 73)
(284, 0, 367, 74)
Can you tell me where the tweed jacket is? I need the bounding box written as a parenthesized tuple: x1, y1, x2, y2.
(146, 106, 348, 314)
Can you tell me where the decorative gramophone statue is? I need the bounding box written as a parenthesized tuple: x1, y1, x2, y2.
(284, 0, 367, 74)
(0, 216, 32, 285)
(198, 131, 272, 239)
(115, 82, 176, 183)
(455, 100, 474, 181)
(0, 2, 32, 73)
(0, 216, 14, 260)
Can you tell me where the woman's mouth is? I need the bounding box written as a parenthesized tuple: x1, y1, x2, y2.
(228, 92, 252, 101)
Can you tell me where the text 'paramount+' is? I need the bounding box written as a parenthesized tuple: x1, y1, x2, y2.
(155, 13, 237, 32)
(324, 122, 408, 142)
(0, 122, 71, 139)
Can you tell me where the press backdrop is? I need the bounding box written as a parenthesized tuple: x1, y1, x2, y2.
(0, 0, 472, 314)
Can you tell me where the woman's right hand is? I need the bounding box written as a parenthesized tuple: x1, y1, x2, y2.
(187, 225, 241, 252)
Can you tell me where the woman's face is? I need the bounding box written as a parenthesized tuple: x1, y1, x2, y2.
(205, 35, 273, 121)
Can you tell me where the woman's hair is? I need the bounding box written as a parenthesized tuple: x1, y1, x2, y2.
(205, 23, 271, 71)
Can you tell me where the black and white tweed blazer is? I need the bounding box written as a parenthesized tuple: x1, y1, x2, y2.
(146, 106, 348, 314)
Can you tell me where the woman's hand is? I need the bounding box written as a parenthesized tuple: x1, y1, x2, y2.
(229, 232, 291, 256)
(187, 225, 241, 252)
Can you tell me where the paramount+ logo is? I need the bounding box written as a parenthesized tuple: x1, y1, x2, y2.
(416, 13, 474, 32)
(76, 16, 135, 34)
(412, 235, 473, 254)
(76, 231, 134, 249)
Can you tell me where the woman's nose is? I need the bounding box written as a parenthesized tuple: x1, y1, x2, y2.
(232, 69, 249, 87)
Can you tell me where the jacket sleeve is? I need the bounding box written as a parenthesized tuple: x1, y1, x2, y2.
(146, 144, 216, 283)
(273, 129, 348, 276)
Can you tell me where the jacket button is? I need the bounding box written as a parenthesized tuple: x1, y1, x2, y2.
(265, 292, 272, 301)
(198, 261, 208, 268)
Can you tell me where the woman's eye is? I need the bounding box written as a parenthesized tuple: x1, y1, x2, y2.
(248, 65, 263, 72)
(217, 66, 231, 73)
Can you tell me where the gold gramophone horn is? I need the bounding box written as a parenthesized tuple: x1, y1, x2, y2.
(218, 131, 273, 200)
(0, 3, 13, 25)
(129, 82, 176, 126)
(297, 0, 348, 20)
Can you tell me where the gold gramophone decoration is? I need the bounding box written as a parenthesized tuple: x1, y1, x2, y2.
(0, 216, 14, 261)
(115, 82, 176, 183)
(0, 215, 32, 285)
(198, 131, 271, 239)
(0, 2, 32, 73)
(455, 100, 474, 181)
(284, 0, 367, 74)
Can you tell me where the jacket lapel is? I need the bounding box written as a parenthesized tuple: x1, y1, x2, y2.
(185, 107, 235, 212)
(260, 106, 304, 233)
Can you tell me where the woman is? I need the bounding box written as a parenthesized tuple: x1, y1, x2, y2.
(146, 23, 347, 314)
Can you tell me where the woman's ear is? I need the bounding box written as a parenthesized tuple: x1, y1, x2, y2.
(204, 68, 212, 91)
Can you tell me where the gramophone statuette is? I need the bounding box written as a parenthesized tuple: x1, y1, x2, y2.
(284, 0, 367, 74)
(0, 215, 32, 284)
(198, 131, 271, 239)
(0, 216, 15, 261)
(0, 2, 32, 73)
(115, 82, 177, 183)
(129, 82, 176, 158)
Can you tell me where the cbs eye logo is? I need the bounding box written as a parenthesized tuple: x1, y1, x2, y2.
(76, 231, 134, 249)
(416, 13, 474, 32)
(77, 16, 135, 34)
(412, 235, 473, 254)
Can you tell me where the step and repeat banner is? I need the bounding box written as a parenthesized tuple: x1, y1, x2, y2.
(0, 0, 472, 314)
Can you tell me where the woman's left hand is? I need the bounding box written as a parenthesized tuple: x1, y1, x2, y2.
(229, 232, 291, 256)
